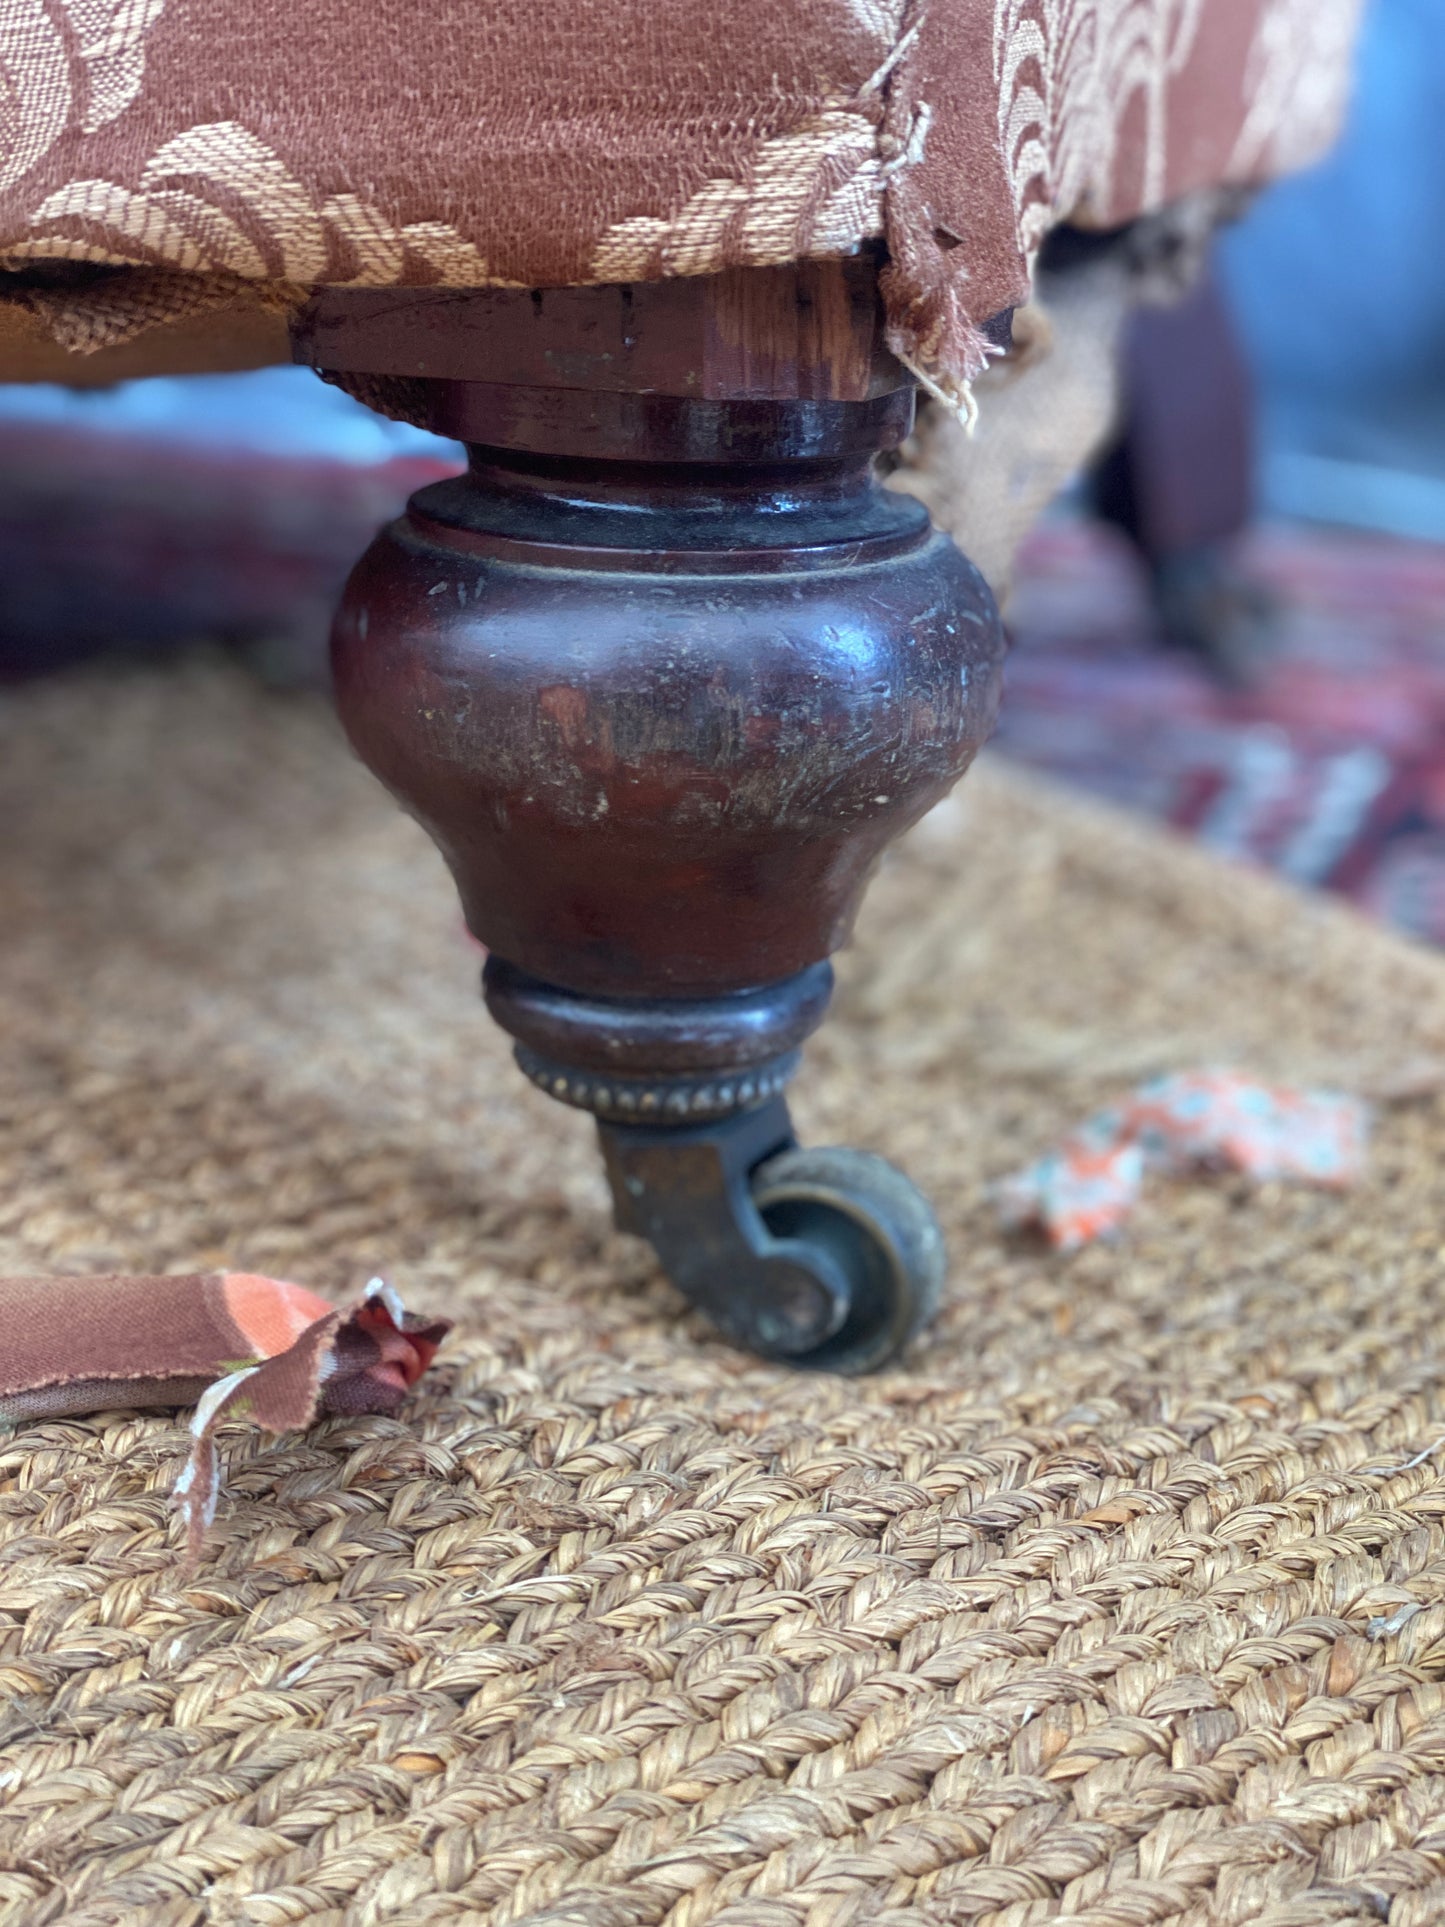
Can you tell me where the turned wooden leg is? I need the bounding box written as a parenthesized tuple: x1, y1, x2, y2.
(295, 265, 1006, 1370)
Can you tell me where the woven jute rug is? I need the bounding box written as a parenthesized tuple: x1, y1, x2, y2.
(5, 660, 1445, 1927)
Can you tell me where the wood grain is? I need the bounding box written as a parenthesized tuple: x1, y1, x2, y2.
(293, 257, 906, 401)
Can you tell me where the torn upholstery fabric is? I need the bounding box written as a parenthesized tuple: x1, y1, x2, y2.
(1, 1271, 449, 1554)
(0, 0, 1364, 399)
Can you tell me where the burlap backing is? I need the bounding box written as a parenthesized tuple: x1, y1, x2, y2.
(889, 258, 1131, 605)
(3, 660, 1445, 1927)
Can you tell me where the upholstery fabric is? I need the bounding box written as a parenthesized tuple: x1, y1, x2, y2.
(0, 0, 1363, 401)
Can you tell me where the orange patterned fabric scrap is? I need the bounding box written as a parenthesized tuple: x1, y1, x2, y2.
(997, 1069, 1371, 1249)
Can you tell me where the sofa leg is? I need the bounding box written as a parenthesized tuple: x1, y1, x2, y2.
(311, 299, 1005, 1368)
(485, 958, 948, 1372)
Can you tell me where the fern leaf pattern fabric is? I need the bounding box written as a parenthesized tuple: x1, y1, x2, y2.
(0, 0, 1363, 396)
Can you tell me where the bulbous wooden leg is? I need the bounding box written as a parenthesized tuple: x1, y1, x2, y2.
(308, 282, 1006, 1368)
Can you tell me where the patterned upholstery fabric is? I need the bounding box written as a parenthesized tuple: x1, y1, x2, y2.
(0, 0, 1362, 398)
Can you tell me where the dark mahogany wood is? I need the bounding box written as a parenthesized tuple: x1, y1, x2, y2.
(301, 260, 1006, 1368)
(293, 255, 903, 401)
(331, 389, 1002, 999)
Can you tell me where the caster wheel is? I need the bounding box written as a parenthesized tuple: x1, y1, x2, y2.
(749, 1146, 946, 1374)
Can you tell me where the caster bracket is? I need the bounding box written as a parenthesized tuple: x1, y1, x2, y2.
(598, 1098, 852, 1358)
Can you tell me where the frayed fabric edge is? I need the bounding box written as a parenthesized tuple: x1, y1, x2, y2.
(173, 1275, 450, 1563)
(872, 7, 995, 429)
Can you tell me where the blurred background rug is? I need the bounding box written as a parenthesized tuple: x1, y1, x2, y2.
(5, 661, 1445, 1924)
(998, 517, 1445, 947)
(0, 376, 455, 684)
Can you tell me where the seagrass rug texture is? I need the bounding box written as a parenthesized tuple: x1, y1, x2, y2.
(4, 661, 1445, 1927)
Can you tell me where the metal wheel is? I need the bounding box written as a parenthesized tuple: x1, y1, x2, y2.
(748, 1145, 945, 1374)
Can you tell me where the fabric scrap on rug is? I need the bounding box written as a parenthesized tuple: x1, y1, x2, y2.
(0, 1270, 449, 1555)
(996, 1069, 1370, 1249)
